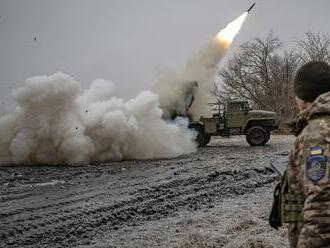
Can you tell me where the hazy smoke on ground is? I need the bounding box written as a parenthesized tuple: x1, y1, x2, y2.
(152, 12, 248, 120)
(0, 73, 196, 166)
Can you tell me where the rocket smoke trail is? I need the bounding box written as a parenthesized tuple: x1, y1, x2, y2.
(153, 12, 248, 120)
(0, 12, 248, 166)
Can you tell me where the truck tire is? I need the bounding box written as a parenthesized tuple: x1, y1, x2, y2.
(265, 129, 271, 143)
(246, 126, 268, 146)
(202, 134, 211, 147)
(188, 123, 205, 147)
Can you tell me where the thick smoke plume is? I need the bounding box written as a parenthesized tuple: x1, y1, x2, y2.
(153, 12, 248, 120)
(0, 73, 196, 166)
(0, 12, 248, 166)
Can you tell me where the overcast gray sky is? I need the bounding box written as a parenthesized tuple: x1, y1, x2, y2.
(0, 0, 329, 115)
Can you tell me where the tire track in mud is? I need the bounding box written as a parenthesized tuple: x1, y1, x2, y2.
(0, 166, 277, 248)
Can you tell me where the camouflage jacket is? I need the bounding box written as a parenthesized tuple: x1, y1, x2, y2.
(287, 91, 330, 247)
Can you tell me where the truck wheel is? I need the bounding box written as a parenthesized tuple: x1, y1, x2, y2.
(201, 134, 211, 147)
(265, 129, 271, 144)
(189, 123, 205, 148)
(246, 126, 268, 146)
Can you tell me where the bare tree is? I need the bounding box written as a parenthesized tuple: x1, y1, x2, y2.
(296, 32, 330, 63)
(211, 31, 330, 132)
(215, 32, 300, 132)
(266, 51, 300, 128)
(219, 33, 281, 106)
(209, 82, 224, 112)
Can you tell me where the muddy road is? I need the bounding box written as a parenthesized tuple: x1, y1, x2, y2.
(0, 135, 293, 248)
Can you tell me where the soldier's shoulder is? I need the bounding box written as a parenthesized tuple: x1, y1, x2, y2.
(292, 118, 329, 154)
(301, 118, 330, 142)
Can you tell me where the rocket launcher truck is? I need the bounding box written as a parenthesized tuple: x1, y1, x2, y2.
(162, 81, 278, 147)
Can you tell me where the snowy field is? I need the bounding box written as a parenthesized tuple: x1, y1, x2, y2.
(0, 135, 294, 248)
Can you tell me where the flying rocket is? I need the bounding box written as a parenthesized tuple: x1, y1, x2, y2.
(247, 2, 256, 13)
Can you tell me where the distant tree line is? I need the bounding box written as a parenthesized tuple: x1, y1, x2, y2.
(211, 31, 330, 132)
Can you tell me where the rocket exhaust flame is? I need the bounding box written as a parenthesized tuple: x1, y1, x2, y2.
(215, 12, 248, 46)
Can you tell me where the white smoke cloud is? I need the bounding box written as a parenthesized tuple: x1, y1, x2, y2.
(0, 13, 248, 166)
(0, 72, 196, 166)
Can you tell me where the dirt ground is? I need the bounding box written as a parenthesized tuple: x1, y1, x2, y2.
(0, 135, 294, 248)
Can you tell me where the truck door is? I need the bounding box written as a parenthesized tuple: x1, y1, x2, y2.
(226, 103, 246, 128)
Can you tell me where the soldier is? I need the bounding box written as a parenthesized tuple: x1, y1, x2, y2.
(281, 61, 330, 247)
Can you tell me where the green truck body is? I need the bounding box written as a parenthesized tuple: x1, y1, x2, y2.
(189, 101, 278, 147)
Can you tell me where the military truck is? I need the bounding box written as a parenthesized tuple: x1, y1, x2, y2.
(189, 101, 278, 147)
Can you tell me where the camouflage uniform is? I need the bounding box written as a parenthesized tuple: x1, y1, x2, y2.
(287, 91, 330, 247)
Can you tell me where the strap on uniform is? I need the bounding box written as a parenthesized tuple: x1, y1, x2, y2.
(311, 113, 330, 121)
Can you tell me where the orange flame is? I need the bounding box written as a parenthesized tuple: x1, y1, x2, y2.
(215, 12, 248, 46)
